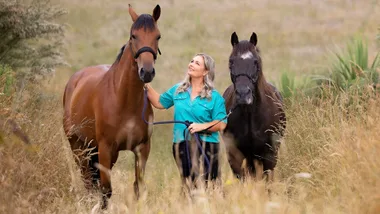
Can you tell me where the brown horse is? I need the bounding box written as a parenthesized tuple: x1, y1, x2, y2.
(63, 4, 161, 209)
(222, 32, 286, 182)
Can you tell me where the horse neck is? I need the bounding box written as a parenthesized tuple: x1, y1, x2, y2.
(256, 74, 271, 105)
(109, 44, 144, 106)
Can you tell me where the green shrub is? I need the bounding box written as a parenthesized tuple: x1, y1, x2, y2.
(313, 37, 379, 92)
(277, 70, 315, 101)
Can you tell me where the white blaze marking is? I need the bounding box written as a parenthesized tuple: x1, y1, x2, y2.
(240, 51, 253, 60)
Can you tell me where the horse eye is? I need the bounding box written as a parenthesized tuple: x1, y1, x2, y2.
(131, 35, 136, 39)
(156, 35, 161, 40)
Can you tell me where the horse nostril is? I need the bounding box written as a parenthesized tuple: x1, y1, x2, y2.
(152, 68, 156, 75)
(140, 68, 145, 76)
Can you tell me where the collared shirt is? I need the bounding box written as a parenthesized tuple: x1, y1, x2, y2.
(159, 83, 227, 143)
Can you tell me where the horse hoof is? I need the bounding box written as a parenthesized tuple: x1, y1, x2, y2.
(100, 200, 108, 210)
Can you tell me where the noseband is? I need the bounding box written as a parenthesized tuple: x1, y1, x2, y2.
(231, 73, 257, 86)
(129, 35, 162, 60)
(134, 46, 161, 60)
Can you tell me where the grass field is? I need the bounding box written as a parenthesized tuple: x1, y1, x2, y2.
(1, 0, 380, 213)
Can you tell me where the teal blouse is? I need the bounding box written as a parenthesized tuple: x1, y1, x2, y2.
(159, 84, 227, 143)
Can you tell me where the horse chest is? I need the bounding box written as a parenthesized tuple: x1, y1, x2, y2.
(227, 112, 268, 144)
(115, 117, 151, 149)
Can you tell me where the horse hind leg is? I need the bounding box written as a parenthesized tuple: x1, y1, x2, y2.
(69, 138, 92, 188)
(88, 146, 100, 188)
(133, 142, 151, 200)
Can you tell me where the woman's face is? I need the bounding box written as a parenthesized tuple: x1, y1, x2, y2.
(187, 55, 208, 78)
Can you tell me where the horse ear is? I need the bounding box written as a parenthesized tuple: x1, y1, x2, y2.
(152, 5, 161, 22)
(231, 32, 239, 47)
(249, 32, 258, 46)
(128, 4, 138, 22)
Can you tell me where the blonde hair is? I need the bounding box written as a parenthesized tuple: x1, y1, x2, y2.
(176, 53, 215, 99)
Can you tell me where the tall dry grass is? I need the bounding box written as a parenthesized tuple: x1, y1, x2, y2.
(1, 84, 380, 214)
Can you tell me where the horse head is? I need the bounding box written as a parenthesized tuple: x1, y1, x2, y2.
(128, 4, 161, 83)
(229, 32, 262, 105)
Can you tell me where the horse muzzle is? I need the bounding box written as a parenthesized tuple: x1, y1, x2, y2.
(139, 67, 156, 83)
(236, 87, 253, 105)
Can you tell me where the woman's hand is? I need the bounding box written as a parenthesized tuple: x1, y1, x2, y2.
(144, 83, 165, 109)
(188, 123, 208, 134)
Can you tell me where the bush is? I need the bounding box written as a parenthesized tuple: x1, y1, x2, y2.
(313, 37, 379, 93)
(276, 71, 316, 103)
(0, 0, 67, 87)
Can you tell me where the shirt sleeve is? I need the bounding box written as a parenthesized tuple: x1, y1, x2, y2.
(212, 92, 228, 123)
(159, 84, 178, 109)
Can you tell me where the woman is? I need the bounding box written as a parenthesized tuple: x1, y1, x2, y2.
(145, 53, 227, 190)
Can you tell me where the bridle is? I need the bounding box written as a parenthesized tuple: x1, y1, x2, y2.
(129, 37, 161, 60)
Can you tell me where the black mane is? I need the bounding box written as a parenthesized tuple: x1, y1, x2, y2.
(115, 44, 126, 63)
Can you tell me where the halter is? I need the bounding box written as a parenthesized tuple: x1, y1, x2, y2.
(231, 73, 258, 86)
(134, 46, 161, 60)
(129, 39, 161, 60)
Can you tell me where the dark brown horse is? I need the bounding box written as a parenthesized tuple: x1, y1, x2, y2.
(222, 32, 286, 182)
(63, 4, 161, 209)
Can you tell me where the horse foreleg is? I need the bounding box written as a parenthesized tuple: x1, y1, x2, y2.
(133, 142, 150, 200)
(97, 141, 113, 210)
(226, 142, 245, 179)
(222, 133, 245, 179)
(253, 159, 264, 181)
